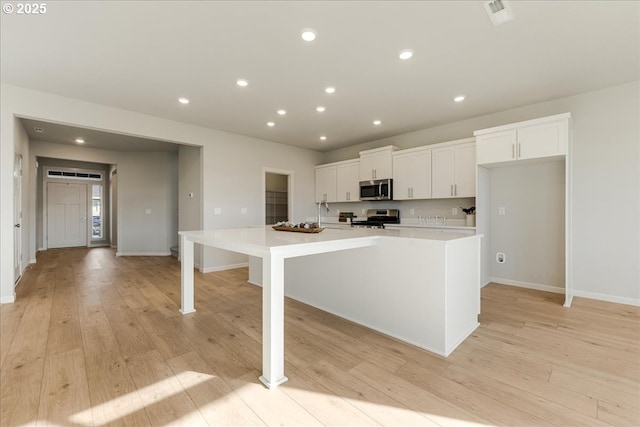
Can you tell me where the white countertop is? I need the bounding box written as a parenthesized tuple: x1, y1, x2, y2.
(180, 225, 478, 258)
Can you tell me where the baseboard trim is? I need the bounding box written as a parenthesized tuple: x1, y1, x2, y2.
(572, 290, 640, 307)
(489, 277, 640, 307)
(1, 294, 16, 304)
(29, 259, 37, 265)
(116, 252, 171, 257)
(200, 262, 249, 274)
(489, 277, 565, 294)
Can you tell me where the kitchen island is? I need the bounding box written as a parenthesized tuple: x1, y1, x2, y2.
(179, 226, 481, 389)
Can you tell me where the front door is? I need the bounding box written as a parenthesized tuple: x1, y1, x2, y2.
(14, 154, 22, 283)
(47, 182, 88, 248)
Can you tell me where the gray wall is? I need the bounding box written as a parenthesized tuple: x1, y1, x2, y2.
(323, 80, 640, 304)
(178, 145, 202, 264)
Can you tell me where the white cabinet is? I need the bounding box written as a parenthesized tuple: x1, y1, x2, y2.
(393, 148, 432, 200)
(359, 145, 398, 180)
(475, 114, 570, 166)
(432, 142, 476, 199)
(336, 160, 360, 202)
(315, 165, 336, 203)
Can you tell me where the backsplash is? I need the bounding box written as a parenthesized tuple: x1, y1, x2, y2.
(320, 197, 476, 222)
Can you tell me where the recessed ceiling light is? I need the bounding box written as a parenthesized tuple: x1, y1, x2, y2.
(399, 49, 414, 60)
(75, 138, 85, 144)
(301, 29, 317, 42)
(454, 95, 466, 102)
(33, 127, 44, 133)
(178, 97, 190, 104)
(316, 106, 326, 113)
(267, 121, 275, 127)
(324, 86, 336, 94)
(277, 109, 286, 115)
(373, 120, 382, 126)
(236, 79, 249, 87)
(320, 136, 327, 141)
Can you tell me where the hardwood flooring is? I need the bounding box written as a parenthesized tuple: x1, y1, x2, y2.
(1, 247, 638, 426)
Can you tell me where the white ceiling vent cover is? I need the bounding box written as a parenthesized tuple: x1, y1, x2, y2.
(484, 0, 514, 26)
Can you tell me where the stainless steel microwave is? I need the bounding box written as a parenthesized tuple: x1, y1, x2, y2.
(359, 178, 393, 201)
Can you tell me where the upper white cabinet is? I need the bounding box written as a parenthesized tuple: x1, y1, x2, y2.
(359, 145, 398, 180)
(315, 159, 360, 203)
(336, 160, 360, 202)
(393, 148, 432, 200)
(475, 113, 570, 166)
(315, 165, 337, 203)
(432, 142, 476, 199)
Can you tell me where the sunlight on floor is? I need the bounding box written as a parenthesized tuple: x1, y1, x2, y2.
(67, 370, 215, 426)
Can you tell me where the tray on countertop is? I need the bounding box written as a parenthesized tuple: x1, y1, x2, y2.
(272, 226, 324, 233)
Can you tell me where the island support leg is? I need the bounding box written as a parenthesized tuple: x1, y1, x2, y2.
(259, 253, 288, 388)
(180, 235, 196, 314)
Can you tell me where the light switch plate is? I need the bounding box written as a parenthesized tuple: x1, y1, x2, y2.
(499, 207, 506, 215)
(214, 208, 222, 215)
(240, 208, 247, 214)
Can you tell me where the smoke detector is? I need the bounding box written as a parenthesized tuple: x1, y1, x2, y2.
(484, 0, 514, 26)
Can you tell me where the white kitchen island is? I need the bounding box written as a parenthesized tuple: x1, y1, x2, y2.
(179, 226, 481, 389)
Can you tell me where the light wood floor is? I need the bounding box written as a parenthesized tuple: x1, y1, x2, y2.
(1, 248, 638, 426)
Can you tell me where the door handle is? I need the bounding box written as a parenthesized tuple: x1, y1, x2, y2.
(14, 224, 20, 228)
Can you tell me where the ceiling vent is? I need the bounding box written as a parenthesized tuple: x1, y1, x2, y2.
(484, 0, 514, 26)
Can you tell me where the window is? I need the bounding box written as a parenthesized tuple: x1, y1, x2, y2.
(92, 184, 103, 239)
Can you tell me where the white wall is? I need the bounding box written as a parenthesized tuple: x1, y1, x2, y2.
(323, 81, 640, 304)
(0, 84, 323, 302)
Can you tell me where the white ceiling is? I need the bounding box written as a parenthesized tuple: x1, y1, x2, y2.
(2, 1, 638, 153)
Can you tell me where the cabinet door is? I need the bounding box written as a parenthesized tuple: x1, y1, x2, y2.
(517, 120, 568, 160)
(476, 130, 517, 165)
(453, 143, 476, 197)
(411, 150, 432, 199)
(392, 155, 412, 200)
(336, 162, 360, 202)
(360, 152, 392, 180)
(315, 166, 336, 202)
(431, 147, 454, 198)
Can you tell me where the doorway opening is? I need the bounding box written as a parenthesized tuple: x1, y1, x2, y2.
(264, 169, 293, 225)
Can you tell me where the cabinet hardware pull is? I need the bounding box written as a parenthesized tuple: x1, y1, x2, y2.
(455, 184, 457, 196)
(450, 184, 454, 196)
(512, 144, 515, 159)
(518, 143, 521, 158)
(408, 188, 411, 198)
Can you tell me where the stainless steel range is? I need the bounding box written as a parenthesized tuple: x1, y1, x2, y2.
(351, 209, 400, 229)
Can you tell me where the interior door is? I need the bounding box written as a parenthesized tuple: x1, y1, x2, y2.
(14, 154, 22, 283)
(47, 182, 88, 248)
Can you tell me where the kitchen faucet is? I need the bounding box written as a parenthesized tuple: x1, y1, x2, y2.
(317, 201, 329, 227)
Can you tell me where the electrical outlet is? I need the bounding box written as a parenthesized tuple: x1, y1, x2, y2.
(499, 207, 506, 215)
(361, 209, 366, 215)
(410, 208, 415, 215)
(214, 208, 222, 215)
(452, 207, 458, 215)
(496, 252, 506, 263)
(240, 208, 247, 214)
